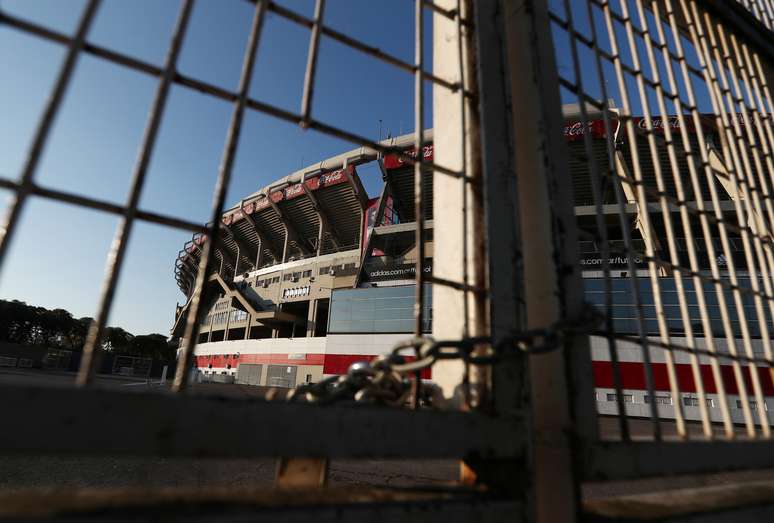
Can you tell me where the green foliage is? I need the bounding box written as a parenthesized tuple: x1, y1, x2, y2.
(0, 299, 171, 359)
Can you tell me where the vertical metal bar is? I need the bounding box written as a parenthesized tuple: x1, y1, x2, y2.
(76, 0, 194, 385)
(618, 0, 711, 437)
(641, 0, 735, 437)
(563, 0, 631, 440)
(583, 0, 651, 442)
(300, 0, 325, 127)
(413, 0, 426, 338)
(503, 0, 580, 519)
(698, 7, 772, 436)
(664, 0, 756, 437)
(472, 0, 525, 419)
(0, 0, 100, 271)
(686, 1, 770, 437)
(597, 0, 663, 440)
(173, 0, 268, 392)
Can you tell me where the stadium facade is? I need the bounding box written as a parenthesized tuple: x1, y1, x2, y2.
(172, 107, 774, 424)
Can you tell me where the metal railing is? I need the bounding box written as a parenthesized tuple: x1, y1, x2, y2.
(2, 0, 774, 521)
(548, 0, 774, 483)
(0, 0, 526, 521)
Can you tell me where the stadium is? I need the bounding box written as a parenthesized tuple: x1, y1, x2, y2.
(172, 105, 774, 425)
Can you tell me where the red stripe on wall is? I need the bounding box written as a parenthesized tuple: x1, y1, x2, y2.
(195, 353, 325, 369)
(323, 354, 432, 379)
(593, 361, 774, 395)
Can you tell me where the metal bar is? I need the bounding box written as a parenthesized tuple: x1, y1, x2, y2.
(413, 0, 426, 338)
(587, 440, 774, 481)
(503, 0, 581, 519)
(299, 0, 325, 127)
(0, 9, 466, 180)
(263, 1, 471, 97)
(0, 0, 100, 270)
(0, 176, 206, 234)
(76, 0, 194, 386)
(602, 0, 676, 440)
(618, 0, 710, 438)
(564, 0, 631, 441)
(174, 0, 268, 392)
(683, 0, 768, 438)
(0, 384, 524, 459)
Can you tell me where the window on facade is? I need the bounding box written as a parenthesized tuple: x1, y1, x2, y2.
(644, 395, 672, 405)
(683, 397, 715, 408)
(328, 285, 432, 334)
(606, 393, 634, 403)
(737, 400, 768, 411)
(302, 270, 312, 278)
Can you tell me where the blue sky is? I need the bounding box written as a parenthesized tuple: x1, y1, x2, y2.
(0, 0, 432, 334)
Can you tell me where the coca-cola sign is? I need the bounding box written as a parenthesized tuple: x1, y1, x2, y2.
(563, 119, 611, 141)
(383, 145, 434, 170)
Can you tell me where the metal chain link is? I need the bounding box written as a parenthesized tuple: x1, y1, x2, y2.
(287, 306, 604, 406)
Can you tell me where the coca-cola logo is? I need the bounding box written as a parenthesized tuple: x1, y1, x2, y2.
(255, 198, 270, 210)
(637, 116, 680, 130)
(564, 121, 593, 136)
(285, 184, 304, 198)
(321, 170, 343, 185)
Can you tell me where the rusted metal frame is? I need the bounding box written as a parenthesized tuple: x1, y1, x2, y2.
(617, 0, 713, 437)
(549, 6, 707, 83)
(556, 0, 630, 441)
(0, 0, 100, 271)
(239, 201, 283, 263)
(699, 0, 774, 61)
(299, 0, 325, 127)
(261, 0, 472, 97)
(301, 180, 342, 250)
(502, 0, 584, 519)
(604, 0, 698, 440)
(0, 9, 467, 181)
(174, 0, 268, 392)
(0, 175, 206, 234)
(0, 489, 523, 523)
(0, 384, 525, 459)
(696, 4, 774, 438)
(659, 0, 761, 437)
(586, 440, 774, 481)
(715, 23, 774, 418)
(268, 198, 315, 256)
(76, 0, 194, 386)
(585, 0, 663, 440)
(638, 0, 738, 436)
(413, 0, 426, 338)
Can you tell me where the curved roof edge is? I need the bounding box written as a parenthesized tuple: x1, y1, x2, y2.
(231, 129, 434, 210)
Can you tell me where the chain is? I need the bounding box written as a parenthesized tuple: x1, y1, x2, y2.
(287, 307, 604, 406)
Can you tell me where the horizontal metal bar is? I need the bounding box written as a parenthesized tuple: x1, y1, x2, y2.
(0, 176, 206, 234)
(585, 440, 774, 481)
(263, 1, 473, 96)
(0, 485, 522, 522)
(0, 384, 524, 459)
(0, 11, 465, 180)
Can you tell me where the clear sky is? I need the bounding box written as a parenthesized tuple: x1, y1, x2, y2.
(0, 0, 714, 336)
(0, 0, 434, 335)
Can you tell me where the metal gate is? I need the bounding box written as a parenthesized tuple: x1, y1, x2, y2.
(1, 0, 774, 521)
(236, 363, 263, 386)
(266, 364, 296, 388)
